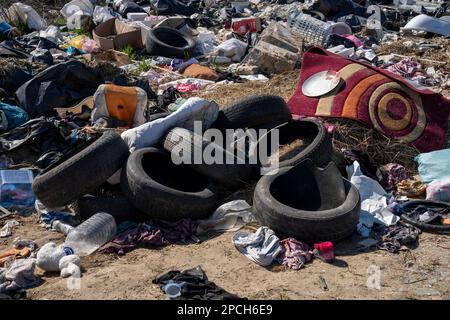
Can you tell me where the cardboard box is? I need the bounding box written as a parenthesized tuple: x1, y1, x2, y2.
(93, 18, 143, 50)
(231, 17, 261, 35)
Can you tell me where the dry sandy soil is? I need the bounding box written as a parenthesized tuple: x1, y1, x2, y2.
(2, 214, 449, 300)
(0, 6, 449, 298)
(1, 70, 449, 300)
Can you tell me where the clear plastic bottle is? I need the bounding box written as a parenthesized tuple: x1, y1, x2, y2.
(52, 220, 74, 235)
(64, 212, 117, 256)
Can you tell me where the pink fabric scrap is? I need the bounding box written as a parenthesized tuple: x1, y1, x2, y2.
(175, 83, 199, 93)
(277, 238, 313, 270)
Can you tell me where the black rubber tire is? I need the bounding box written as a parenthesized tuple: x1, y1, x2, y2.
(73, 195, 149, 224)
(146, 27, 195, 59)
(331, 147, 349, 178)
(163, 127, 256, 190)
(400, 200, 450, 233)
(120, 147, 222, 221)
(253, 164, 360, 243)
(212, 95, 292, 131)
(32, 131, 129, 208)
(258, 119, 332, 169)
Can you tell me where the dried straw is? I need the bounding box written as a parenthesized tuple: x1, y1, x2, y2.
(325, 118, 422, 174)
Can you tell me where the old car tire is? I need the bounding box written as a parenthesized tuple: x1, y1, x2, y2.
(73, 195, 148, 224)
(121, 147, 222, 221)
(258, 119, 332, 170)
(400, 200, 450, 233)
(163, 127, 256, 190)
(212, 95, 292, 130)
(253, 162, 360, 243)
(146, 27, 195, 59)
(32, 131, 129, 208)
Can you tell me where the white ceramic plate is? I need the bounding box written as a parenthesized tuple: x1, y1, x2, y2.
(302, 70, 341, 97)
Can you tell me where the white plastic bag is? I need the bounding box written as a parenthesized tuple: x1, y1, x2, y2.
(93, 5, 114, 25)
(8, 2, 47, 31)
(121, 97, 219, 151)
(61, 0, 94, 18)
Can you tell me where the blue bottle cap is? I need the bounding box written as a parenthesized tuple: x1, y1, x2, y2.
(63, 247, 74, 255)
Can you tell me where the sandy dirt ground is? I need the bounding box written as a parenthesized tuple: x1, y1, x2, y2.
(0, 36, 449, 299)
(1, 214, 449, 300)
(1, 69, 449, 299)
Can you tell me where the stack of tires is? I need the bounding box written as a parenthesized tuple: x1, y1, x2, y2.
(32, 94, 361, 243)
(210, 94, 361, 243)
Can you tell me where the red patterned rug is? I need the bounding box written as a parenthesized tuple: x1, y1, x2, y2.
(288, 47, 450, 152)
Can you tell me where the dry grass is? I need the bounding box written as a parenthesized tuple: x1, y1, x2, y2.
(326, 118, 421, 173)
(377, 36, 450, 70)
(198, 71, 299, 109)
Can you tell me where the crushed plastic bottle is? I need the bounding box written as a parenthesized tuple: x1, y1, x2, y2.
(64, 212, 116, 256)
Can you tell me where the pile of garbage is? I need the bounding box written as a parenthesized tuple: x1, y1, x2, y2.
(0, 0, 449, 300)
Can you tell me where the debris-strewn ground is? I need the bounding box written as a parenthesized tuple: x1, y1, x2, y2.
(2, 71, 448, 300)
(2, 214, 449, 300)
(1, 0, 449, 301)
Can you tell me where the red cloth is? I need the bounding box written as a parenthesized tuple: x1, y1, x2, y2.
(288, 47, 450, 152)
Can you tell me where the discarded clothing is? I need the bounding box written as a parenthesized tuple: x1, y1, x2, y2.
(153, 265, 243, 300)
(387, 58, 422, 78)
(99, 219, 197, 255)
(121, 97, 219, 151)
(397, 177, 427, 198)
(383, 163, 408, 193)
(196, 200, 255, 235)
(0, 220, 19, 238)
(16, 60, 103, 117)
(0, 258, 41, 294)
(379, 224, 421, 253)
(276, 238, 313, 270)
(233, 226, 283, 267)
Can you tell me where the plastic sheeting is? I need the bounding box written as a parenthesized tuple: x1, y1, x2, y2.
(15, 60, 104, 117)
(416, 149, 450, 184)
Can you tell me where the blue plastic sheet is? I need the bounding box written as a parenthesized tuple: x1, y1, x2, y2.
(415, 149, 450, 184)
(0, 102, 29, 131)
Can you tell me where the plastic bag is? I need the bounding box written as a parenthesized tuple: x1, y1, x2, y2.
(8, 2, 47, 31)
(60, 0, 94, 18)
(415, 149, 450, 184)
(426, 177, 450, 202)
(0, 102, 29, 131)
(93, 5, 115, 25)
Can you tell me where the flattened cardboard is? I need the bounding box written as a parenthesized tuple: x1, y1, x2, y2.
(93, 18, 143, 50)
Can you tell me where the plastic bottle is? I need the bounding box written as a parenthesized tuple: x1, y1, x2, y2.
(52, 220, 74, 235)
(64, 212, 117, 256)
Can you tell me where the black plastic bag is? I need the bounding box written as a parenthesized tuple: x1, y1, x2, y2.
(15, 60, 104, 117)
